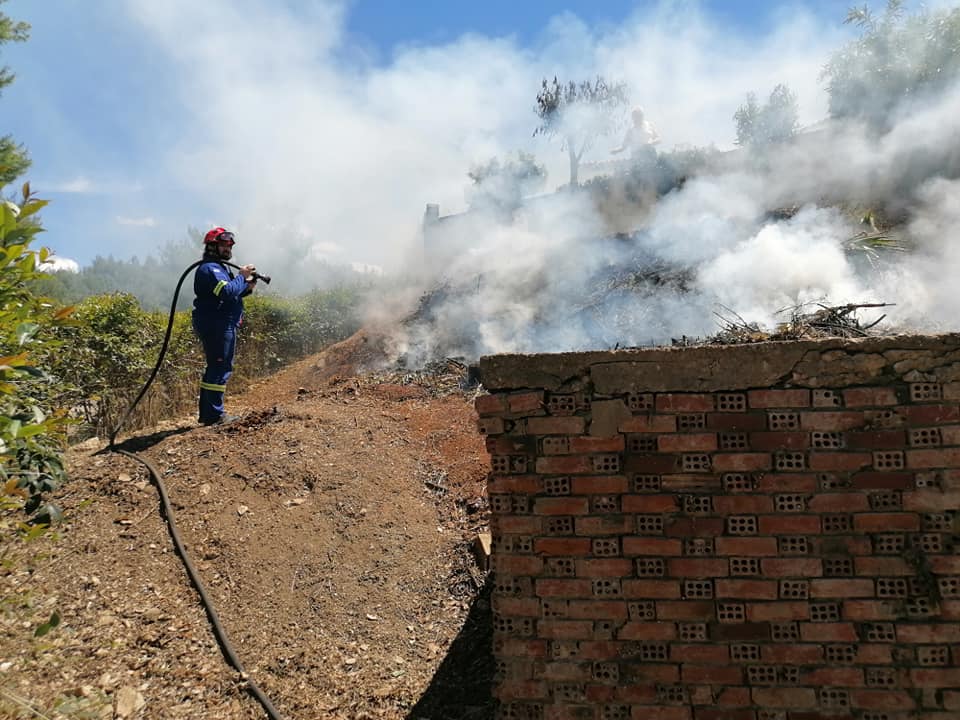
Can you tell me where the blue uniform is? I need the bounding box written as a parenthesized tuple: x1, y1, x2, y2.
(192, 260, 251, 423)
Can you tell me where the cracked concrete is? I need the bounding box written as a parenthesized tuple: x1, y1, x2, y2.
(478, 333, 960, 392)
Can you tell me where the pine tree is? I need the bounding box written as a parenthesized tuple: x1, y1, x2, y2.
(0, 0, 30, 187)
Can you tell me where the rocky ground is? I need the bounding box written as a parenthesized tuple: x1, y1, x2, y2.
(0, 332, 494, 719)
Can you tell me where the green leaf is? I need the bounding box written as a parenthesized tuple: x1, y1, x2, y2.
(34, 610, 60, 637)
(19, 198, 48, 219)
(15, 322, 40, 345)
(3, 243, 25, 263)
(33, 503, 63, 525)
(17, 250, 36, 272)
(0, 204, 16, 239)
(17, 423, 45, 438)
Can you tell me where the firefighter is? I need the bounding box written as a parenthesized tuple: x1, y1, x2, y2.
(611, 105, 660, 163)
(192, 227, 257, 425)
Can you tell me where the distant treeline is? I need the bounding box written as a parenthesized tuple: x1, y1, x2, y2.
(33, 231, 381, 311)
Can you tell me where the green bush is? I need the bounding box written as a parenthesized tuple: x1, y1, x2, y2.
(45, 285, 363, 438)
(0, 187, 74, 523)
(234, 288, 362, 382)
(466, 151, 547, 215)
(238, 294, 310, 375)
(49, 293, 190, 436)
(583, 145, 719, 203)
(300, 286, 363, 348)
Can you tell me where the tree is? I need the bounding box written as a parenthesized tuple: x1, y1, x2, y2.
(0, 6, 70, 522)
(534, 76, 628, 188)
(0, 186, 73, 522)
(0, 0, 30, 186)
(733, 93, 761, 148)
(466, 151, 546, 215)
(823, 1, 960, 129)
(734, 84, 799, 148)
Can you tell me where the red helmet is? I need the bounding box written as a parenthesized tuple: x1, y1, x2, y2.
(203, 227, 234, 244)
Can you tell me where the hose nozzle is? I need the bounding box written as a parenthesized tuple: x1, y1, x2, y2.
(223, 260, 271, 285)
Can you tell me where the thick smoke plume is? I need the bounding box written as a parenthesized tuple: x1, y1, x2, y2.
(124, 1, 960, 365)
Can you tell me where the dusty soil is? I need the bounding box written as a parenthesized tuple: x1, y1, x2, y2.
(0, 333, 494, 719)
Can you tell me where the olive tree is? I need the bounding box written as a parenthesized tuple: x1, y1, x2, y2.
(823, 0, 960, 129)
(734, 84, 800, 147)
(534, 76, 628, 188)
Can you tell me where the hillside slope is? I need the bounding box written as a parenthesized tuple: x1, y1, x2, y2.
(0, 332, 493, 720)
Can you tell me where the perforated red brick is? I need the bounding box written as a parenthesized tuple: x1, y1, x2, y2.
(481, 341, 960, 720)
(813, 389, 842, 407)
(910, 382, 942, 401)
(631, 473, 662, 492)
(717, 393, 747, 411)
(681, 538, 714, 557)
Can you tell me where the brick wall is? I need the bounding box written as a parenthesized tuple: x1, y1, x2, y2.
(475, 336, 960, 720)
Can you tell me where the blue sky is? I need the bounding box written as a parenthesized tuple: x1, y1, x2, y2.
(0, 1, 886, 268)
(344, 0, 844, 51)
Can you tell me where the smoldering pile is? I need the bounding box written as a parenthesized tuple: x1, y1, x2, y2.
(685, 301, 895, 347)
(355, 358, 478, 398)
(401, 230, 696, 359)
(388, 155, 933, 369)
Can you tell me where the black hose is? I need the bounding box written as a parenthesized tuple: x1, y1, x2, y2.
(114, 448, 285, 720)
(108, 260, 202, 445)
(107, 258, 284, 719)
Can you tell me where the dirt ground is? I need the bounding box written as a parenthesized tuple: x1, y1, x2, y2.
(0, 332, 494, 720)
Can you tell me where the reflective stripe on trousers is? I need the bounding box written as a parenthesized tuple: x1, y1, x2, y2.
(195, 321, 236, 423)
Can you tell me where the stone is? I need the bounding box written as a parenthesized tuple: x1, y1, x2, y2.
(589, 399, 631, 437)
(114, 686, 144, 718)
(473, 532, 492, 571)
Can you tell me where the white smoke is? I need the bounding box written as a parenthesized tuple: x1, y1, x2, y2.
(400, 72, 960, 362)
(38, 256, 80, 273)
(120, 0, 960, 363)
(697, 207, 869, 325)
(872, 176, 960, 331)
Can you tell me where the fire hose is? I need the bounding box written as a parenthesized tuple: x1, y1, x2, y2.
(107, 260, 284, 720)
